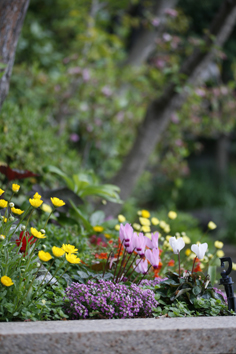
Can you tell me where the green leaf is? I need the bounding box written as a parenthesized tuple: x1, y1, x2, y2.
(69, 199, 93, 231)
(208, 266, 216, 286)
(192, 286, 201, 296)
(90, 210, 105, 226)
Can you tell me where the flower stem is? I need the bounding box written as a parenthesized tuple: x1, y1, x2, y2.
(126, 257, 142, 282)
(122, 253, 138, 279)
(191, 256, 197, 275)
(137, 264, 152, 285)
(102, 250, 113, 278)
(178, 250, 181, 279)
(115, 249, 127, 283)
(112, 241, 123, 282)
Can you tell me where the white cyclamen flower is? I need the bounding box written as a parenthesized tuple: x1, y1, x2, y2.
(169, 236, 185, 254)
(191, 242, 208, 260)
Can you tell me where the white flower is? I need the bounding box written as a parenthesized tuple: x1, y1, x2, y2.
(191, 242, 208, 260)
(169, 236, 185, 254)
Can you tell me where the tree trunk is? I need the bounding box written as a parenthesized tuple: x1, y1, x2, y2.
(0, 0, 30, 111)
(102, 0, 236, 217)
(124, 0, 178, 66)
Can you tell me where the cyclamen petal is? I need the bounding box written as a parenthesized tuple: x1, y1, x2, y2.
(145, 248, 159, 269)
(191, 243, 208, 260)
(169, 236, 185, 254)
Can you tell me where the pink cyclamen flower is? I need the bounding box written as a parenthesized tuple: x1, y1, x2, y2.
(134, 259, 148, 274)
(146, 232, 159, 249)
(133, 232, 146, 256)
(145, 248, 159, 269)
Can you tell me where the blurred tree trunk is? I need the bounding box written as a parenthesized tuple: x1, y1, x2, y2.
(0, 0, 30, 111)
(102, 0, 236, 216)
(216, 134, 230, 178)
(124, 0, 178, 66)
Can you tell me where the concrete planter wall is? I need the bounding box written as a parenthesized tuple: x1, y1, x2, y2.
(0, 317, 235, 354)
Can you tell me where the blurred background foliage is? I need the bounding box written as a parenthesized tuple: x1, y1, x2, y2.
(1, 0, 236, 243)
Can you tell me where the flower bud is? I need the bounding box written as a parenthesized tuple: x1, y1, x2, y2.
(40, 229, 46, 234)
(1, 216, 4, 220)
(22, 258, 26, 262)
(42, 244, 46, 249)
(9, 202, 14, 208)
(21, 269, 25, 272)
(0, 234, 5, 240)
(21, 225, 26, 231)
(9, 216, 14, 222)
(37, 262, 41, 267)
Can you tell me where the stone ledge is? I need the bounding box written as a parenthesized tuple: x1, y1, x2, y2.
(0, 317, 235, 354)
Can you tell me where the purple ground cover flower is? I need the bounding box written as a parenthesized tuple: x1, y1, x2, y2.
(64, 279, 158, 319)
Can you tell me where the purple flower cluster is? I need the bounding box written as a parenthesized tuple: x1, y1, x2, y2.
(64, 279, 158, 319)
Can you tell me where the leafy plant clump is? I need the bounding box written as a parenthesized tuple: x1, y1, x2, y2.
(64, 279, 158, 319)
(150, 271, 232, 317)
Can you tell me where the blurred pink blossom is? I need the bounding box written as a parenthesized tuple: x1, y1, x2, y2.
(164, 8, 178, 17)
(70, 133, 80, 142)
(82, 69, 90, 82)
(171, 113, 179, 124)
(68, 66, 81, 75)
(195, 88, 206, 97)
(163, 33, 172, 42)
(152, 17, 160, 27)
(175, 139, 183, 147)
(101, 86, 112, 97)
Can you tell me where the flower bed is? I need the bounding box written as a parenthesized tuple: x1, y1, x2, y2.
(0, 184, 234, 322)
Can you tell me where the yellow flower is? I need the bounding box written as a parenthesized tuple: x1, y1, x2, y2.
(31, 227, 46, 239)
(141, 210, 150, 218)
(118, 214, 126, 223)
(141, 225, 151, 233)
(52, 246, 65, 257)
(166, 235, 172, 241)
(0, 188, 4, 196)
(33, 192, 42, 199)
(159, 221, 167, 229)
(139, 217, 151, 226)
(145, 233, 152, 239)
(38, 250, 53, 262)
(1, 275, 14, 287)
(3, 218, 7, 223)
(168, 211, 177, 220)
(216, 250, 224, 258)
(164, 225, 170, 233)
(62, 244, 78, 254)
(137, 210, 142, 216)
(208, 253, 213, 259)
(151, 217, 159, 225)
(232, 263, 236, 271)
(51, 197, 65, 207)
(208, 221, 217, 230)
(41, 203, 52, 213)
(182, 235, 191, 244)
(0, 234, 5, 240)
(188, 253, 196, 260)
(185, 249, 191, 256)
(133, 223, 141, 231)
(0, 199, 8, 208)
(104, 233, 111, 239)
(11, 207, 24, 215)
(29, 198, 43, 208)
(115, 224, 120, 231)
(12, 184, 20, 193)
(66, 253, 81, 264)
(93, 226, 104, 233)
(214, 241, 224, 249)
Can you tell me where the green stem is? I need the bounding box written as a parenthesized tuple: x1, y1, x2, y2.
(178, 250, 181, 279)
(191, 256, 197, 275)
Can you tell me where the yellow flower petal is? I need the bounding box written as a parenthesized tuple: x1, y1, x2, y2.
(115, 224, 120, 231)
(118, 214, 126, 223)
(31, 227, 46, 239)
(141, 210, 150, 218)
(168, 211, 177, 220)
(151, 217, 159, 225)
(141, 225, 151, 232)
(33, 192, 42, 200)
(1, 275, 14, 287)
(0, 189, 4, 196)
(11, 207, 24, 215)
(185, 248, 191, 256)
(216, 250, 224, 258)
(12, 184, 20, 193)
(50, 197, 65, 207)
(41, 203, 52, 213)
(93, 226, 104, 232)
(52, 246, 65, 257)
(208, 221, 217, 230)
(29, 198, 43, 208)
(214, 241, 224, 249)
(133, 223, 141, 231)
(62, 244, 78, 254)
(66, 253, 81, 264)
(38, 250, 53, 262)
(0, 199, 8, 208)
(139, 217, 151, 226)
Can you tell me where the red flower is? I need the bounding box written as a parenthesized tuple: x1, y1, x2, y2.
(16, 231, 36, 254)
(168, 259, 175, 267)
(95, 252, 108, 259)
